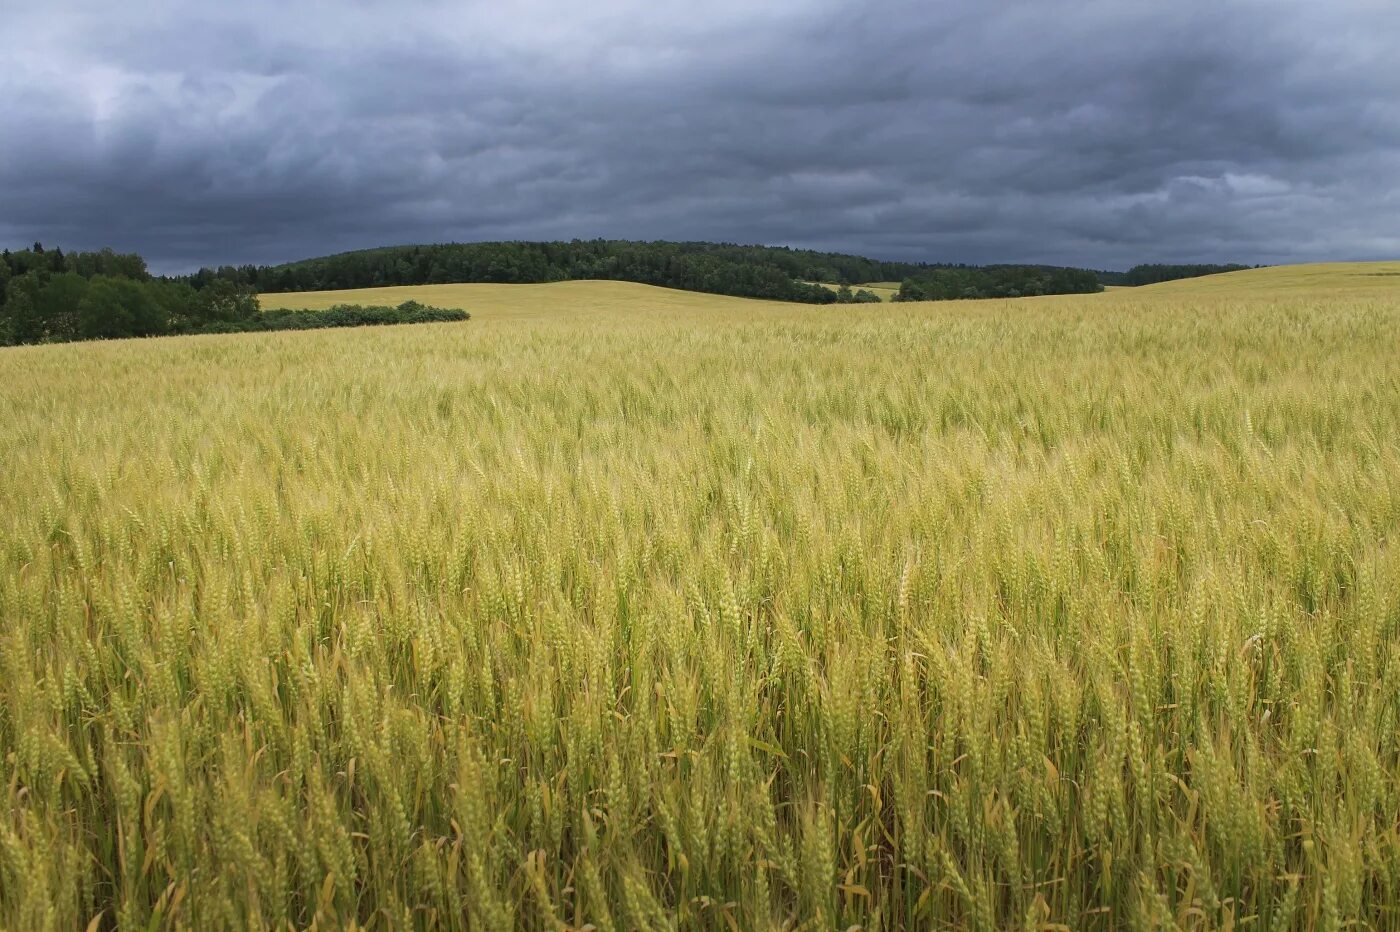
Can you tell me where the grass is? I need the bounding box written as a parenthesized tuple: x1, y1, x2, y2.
(4, 267, 1400, 928)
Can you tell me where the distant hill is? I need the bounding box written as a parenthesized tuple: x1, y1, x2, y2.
(191, 240, 1114, 305)
(257, 263, 1400, 322)
(892, 265, 1103, 301)
(1127, 261, 1400, 295)
(1116, 263, 1256, 286)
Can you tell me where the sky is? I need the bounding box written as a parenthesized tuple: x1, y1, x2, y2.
(2, 0, 1398, 274)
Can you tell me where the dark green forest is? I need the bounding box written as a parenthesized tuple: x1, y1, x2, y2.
(888, 262, 1258, 294)
(0, 244, 463, 346)
(215, 302, 468, 333)
(1119, 263, 1254, 285)
(1, 244, 252, 345)
(893, 265, 1105, 301)
(194, 240, 1120, 304)
(196, 241, 929, 298)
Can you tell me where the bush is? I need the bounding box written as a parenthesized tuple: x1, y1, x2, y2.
(2, 243, 473, 347)
(833, 285, 884, 304)
(894, 266, 1103, 301)
(189, 301, 469, 335)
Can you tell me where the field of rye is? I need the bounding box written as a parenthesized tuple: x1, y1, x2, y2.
(2, 274, 1399, 929)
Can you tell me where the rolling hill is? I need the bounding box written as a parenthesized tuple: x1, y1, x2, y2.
(1131, 260, 1400, 295)
(259, 261, 1400, 318)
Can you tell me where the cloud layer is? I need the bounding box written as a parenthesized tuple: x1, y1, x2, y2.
(3, 0, 1398, 272)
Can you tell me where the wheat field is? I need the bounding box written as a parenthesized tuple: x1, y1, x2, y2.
(807, 282, 901, 301)
(3, 272, 1400, 929)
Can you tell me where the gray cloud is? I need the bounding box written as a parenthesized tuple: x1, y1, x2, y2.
(2, 0, 1397, 272)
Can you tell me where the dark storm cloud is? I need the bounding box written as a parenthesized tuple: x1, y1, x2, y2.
(2, 0, 1397, 272)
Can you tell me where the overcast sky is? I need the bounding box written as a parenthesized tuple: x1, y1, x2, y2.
(3, 0, 1398, 273)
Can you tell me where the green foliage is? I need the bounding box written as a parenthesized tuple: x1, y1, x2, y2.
(2, 272, 46, 344)
(1, 244, 148, 282)
(1, 270, 184, 345)
(233, 240, 854, 304)
(191, 278, 260, 324)
(0, 248, 169, 345)
(200, 240, 936, 301)
(62, 246, 150, 281)
(194, 301, 469, 334)
(0, 245, 467, 346)
(894, 265, 1104, 301)
(1123, 263, 1255, 285)
(32, 273, 89, 342)
(193, 240, 1121, 306)
(833, 284, 884, 304)
(76, 277, 165, 340)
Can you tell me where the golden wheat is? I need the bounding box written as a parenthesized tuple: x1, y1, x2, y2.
(2, 274, 1399, 928)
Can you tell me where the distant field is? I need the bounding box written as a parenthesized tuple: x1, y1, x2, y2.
(5, 263, 1400, 927)
(1138, 260, 1400, 294)
(805, 280, 901, 300)
(260, 262, 1400, 315)
(259, 279, 786, 318)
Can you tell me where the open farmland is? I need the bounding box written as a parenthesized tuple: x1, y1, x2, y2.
(4, 270, 1400, 928)
(807, 282, 902, 301)
(1131, 261, 1400, 296)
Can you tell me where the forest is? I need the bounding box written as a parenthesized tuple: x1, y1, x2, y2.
(1, 244, 248, 345)
(893, 265, 1104, 300)
(0, 244, 462, 346)
(191, 240, 1115, 304)
(1119, 262, 1254, 285)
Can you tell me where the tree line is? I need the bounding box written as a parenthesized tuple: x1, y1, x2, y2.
(0, 244, 464, 346)
(220, 302, 468, 334)
(892, 265, 1105, 301)
(192, 240, 1122, 305)
(1117, 263, 1255, 286)
(1, 243, 260, 345)
(190, 240, 939, 301)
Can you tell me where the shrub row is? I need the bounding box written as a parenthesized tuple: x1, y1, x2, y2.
(194, 301, 469, 334)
